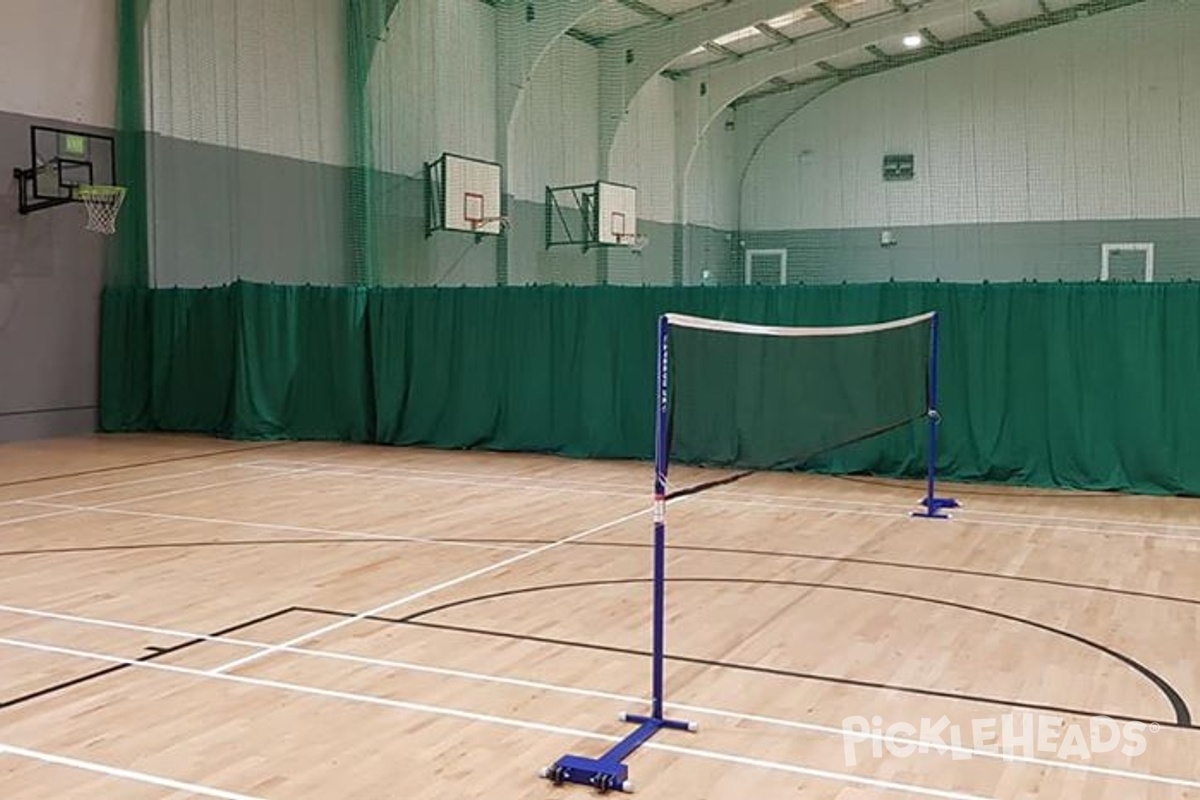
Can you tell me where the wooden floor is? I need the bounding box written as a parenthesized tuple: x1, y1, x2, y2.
(0, 434, 1198, 799)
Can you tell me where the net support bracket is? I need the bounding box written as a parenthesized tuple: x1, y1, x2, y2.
(539, 713, 695, 794)
(11, 167, 73, 215)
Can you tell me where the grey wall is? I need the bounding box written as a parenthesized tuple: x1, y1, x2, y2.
(744, 219, 1200, 284)
(739, 0, 1200, 284)
(0, 111, 109, 441)
(149, 135, 349, 287)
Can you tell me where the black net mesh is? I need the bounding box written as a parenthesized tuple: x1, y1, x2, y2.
(668, 314, 932, 470)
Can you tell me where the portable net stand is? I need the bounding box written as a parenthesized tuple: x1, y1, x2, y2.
(541, 310, 956, 793)
(75, 185, 127, 235)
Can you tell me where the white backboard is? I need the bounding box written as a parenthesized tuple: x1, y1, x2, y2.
(444, 155, 502, 235)
(597, 182, 637, 246)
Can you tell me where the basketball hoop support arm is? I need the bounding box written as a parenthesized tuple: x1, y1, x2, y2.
(540, 315, 695, 794)
(12, 167, 73, 215)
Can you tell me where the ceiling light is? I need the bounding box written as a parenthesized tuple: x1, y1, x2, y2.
(902, 33, 923, 49)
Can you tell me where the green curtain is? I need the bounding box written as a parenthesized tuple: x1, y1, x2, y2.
(100, 281, 1200, 496)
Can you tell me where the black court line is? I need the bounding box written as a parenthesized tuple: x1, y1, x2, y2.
(444, 537, 1200, 609)
(3, 536, 1198, 611)
(0, 606, 298, 710)
(0, 539, 396, 559)
(0, 404, 96, 419)
(296, 574, 1194, 730)
(0, 440, 289, 490)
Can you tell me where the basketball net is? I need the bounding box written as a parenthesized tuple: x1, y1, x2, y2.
(470, 216, 510, 234)
(616, 233, 649, 253)
(75, 185, 127, 235)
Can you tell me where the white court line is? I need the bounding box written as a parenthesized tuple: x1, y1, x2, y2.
(209, 503, 656, 674)
(0, 466, 312, 532)
(2, 602, 1196, 789)
(0, 507, 86, 529)
(0, 743, 264, 800)
(685, 495, 1200, 545)
(706, 485, 1200, 535)
(0, 636, 993, 800)
(0, 462, 243, 507)
(244, 459, 1200, 544)
(245, 458, 649, 490)
(16, 501, 531, 554)
(242, 461, 646, 500)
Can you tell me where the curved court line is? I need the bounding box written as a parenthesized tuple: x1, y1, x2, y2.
(2, 603, 1198, 789)
(433, 537, 1200, 608)
(3, 533, 1195, 611)
(0, 636, 995, 800)
(399, 577, 1192, 727)
(0, 743, 264, 800)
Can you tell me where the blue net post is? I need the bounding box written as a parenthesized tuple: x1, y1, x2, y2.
(914, 312, 959, 518)
(540, 314, 694, 793)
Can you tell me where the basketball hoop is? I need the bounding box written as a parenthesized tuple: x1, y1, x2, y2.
(74, 185, 126, 235)
(616, 233, 649, 253)
(469, 215, 510, 234)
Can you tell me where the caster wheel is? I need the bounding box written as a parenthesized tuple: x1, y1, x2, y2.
(687, 721, 699, 732)
(617, 712, 628, 722)
(538, 767, 550, 780)
(621, 780, 635, 793)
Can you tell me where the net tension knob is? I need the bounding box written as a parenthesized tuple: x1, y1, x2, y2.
(927, 408, 942, 423)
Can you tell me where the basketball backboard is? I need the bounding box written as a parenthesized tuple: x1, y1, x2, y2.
(545, 180, 638, 252)
(13, 125, 115, 215)
(425, 153, 503, 238)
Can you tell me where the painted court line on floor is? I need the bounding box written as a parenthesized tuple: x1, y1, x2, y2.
(243, 459, 1200, 544)
(241, 461, 646, 500)
(0, 466, 311, 532)
(16, 501, 532, 554)
(208, 503, 656, 674)
(0, 636, 993, 800)
(0, 462, 244, 507)
(687, 495, 1200, 544)
(0, 743, 263, 800)
(243, 459, 649, 491)
(1, 603, 1195, 789)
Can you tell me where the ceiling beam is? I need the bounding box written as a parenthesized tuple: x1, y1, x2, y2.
(814, 60, 845, 76)
(864, 43, 893, 62)
(703, 40, 741, 59)
(1037, 0, 1053, 14)
(565, 27, 605, 47)
(974, 9, 996, 30)
(918, 26, 945, 48)
(613, 0, 673, 23)
(891, 0, 910, 11)
(754, 21, 793, 45)
(812, 2, 851, 30)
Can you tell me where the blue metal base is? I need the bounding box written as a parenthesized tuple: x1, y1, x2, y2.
(912, 496, 959, 519)
(541, 713, 695, 793)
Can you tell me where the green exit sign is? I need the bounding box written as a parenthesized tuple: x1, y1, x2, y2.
(883, 154, 914, 182)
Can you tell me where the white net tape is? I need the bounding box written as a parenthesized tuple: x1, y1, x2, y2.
(664, 311, 935, 337)
(75, 185, 127, 235)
